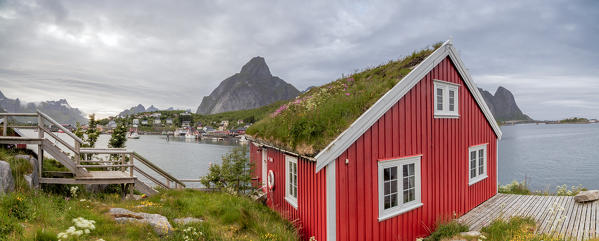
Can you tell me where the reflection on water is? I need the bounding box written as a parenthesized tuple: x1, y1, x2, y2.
(499, 123, 599, 191)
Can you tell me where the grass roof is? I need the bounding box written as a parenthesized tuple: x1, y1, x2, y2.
(247, 42, 443, 156)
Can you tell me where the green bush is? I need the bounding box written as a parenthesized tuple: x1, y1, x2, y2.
(498, 180, 530, 195)
(200, 146, 255, 195)
(481, 216, 535, 241)
(424, 220, 469, 241)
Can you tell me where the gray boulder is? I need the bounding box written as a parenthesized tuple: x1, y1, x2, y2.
(108, 208, 173, 235)
(574, 190, 599, 203)
(0, 160, 14, 194)
(15, 155, 39, 189)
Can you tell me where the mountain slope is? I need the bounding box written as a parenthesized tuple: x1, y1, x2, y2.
(0, 90, 87, 124)
(196, 57, 299, 115)
(479, 86, 532, 121)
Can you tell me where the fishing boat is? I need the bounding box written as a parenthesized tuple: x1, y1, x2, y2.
(127, 131, 140, 139)
(174, 128, 187, 137)
(184, 129, 197, 139)
(127, 125, 140, 139)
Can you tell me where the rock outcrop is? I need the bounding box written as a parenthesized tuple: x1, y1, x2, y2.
(196, 57, 299, 114)
(574, 190, 599, 203)
(0, 160, 14, 194)
(15, 155, 39, 189)
(478, 86, 532, 121)
(108, 208, 173, 235)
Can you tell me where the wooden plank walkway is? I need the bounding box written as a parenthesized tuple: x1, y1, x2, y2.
(458, 194, 599, 240)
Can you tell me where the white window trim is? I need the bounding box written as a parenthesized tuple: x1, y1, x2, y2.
(378, 155, 423, 221)
(285, 155, 298, 209)
(468, 144, 488, 185)
(434, 79, 460, 118)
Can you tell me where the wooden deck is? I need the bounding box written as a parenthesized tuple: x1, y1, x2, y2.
(458, 193, 599, 240)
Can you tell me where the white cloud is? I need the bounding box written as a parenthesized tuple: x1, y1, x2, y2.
(0, 0, 597, 119)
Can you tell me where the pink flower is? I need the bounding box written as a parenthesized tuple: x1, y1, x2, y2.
(346, 77, 354, 82)
(345, 93, 350, 96)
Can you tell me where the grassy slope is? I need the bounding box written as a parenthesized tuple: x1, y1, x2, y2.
(247, 42, 442, 156)
(0, 149, 298, 241)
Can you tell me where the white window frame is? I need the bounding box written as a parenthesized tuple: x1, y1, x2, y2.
(285, 155, 298, 208)
(378, 155, 423, 221)
(468, 144, 488, 185)
(433, 79, 460, 118)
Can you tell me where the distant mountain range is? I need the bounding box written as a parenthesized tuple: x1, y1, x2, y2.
(479, 86, 532, 121)
(196, 56, 300, 115)
(0, 90, 87, 124)
(118, 104, 184, 117)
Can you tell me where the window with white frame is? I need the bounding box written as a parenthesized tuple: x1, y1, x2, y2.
(468, 144, 488, 185)
(434, 80, 460, 117)
(378, 156, 422, 221)
(285, 155, 298, 208)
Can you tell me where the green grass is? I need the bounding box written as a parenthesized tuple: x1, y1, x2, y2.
(247, 42, 442, 156)
(480, 216, 535, 241)
(424, 220, 469, 241)
(0, 189, 298, 241)
(0, 148, 298, 240)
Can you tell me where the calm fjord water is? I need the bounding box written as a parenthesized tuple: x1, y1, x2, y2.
(499, 123, 599, 191)
(20, 123, 599, 190)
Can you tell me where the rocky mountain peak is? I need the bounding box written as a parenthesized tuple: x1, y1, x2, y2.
(196, 56, 299, 115)
(479, 86, 531, 121)
(0, 90, 5, 100)
(239, 56, 271, 77)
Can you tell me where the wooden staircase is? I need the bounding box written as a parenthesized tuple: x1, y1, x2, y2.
(0, 111, 185, 195)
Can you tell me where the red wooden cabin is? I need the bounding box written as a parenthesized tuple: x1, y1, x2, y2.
(249, 40, 502, 241)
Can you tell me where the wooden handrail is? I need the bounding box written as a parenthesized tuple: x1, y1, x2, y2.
(7, 125, 37, 129)
(132, 152, 186, 187)
(0, 113, 38, 116)
(79, 149, 133, 154)
(39, 125, 77, 153)
(133, 166, 169, 189)
(77, 164, 133, 168)
(37, 111, 84, 144)
(179, 179, 203, 182)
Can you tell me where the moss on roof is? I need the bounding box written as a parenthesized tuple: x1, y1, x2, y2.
(247, 42, 443, 156)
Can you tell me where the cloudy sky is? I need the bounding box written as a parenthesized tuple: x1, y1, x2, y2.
(0, 0, 597, 120)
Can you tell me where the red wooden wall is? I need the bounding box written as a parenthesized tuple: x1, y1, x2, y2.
(250, 145, 328, 241)
(334, 57, 498, 241)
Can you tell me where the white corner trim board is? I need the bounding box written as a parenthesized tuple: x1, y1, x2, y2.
(325, 162, 336, 241)
(314, 40, 502, 172)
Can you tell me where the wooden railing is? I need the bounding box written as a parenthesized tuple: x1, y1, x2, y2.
(1, 111, 185, 190)
(79, 148, 186, 189)
(0, 111, 83, 156)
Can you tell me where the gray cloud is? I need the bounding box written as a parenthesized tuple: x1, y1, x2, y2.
(0, 0, 597, 120)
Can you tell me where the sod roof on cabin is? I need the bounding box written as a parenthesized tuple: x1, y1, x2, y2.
(246, 42, 443, 156)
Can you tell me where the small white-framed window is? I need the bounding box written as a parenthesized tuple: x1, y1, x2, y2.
(378, 155, 423, 221)
(433, 80, 460, 118)
(285, 155, 298, 208)
(468, 144, 488, 185)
